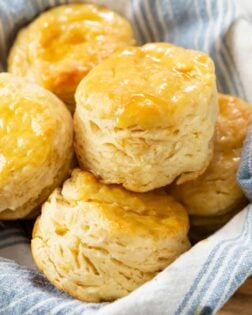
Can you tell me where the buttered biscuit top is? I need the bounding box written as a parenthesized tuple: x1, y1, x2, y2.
(74, 43, 218, 192)
(76, 43, 216, 129)
(8, 4, 135, 111)
(0, 73, 73, 220)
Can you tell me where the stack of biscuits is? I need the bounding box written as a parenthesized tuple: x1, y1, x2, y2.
(0, 3, 251, 302)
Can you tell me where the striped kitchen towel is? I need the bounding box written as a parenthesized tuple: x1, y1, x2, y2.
(0, 0, 252, 314)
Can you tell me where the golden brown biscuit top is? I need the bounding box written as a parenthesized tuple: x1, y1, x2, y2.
(33, 4, 134, 64)
(216, 94, 252, 151)
(8, 4, 135, 107)
(76, 42, 216, 129)
(0, 73, 69, 187)
(58, 169, 189, 238)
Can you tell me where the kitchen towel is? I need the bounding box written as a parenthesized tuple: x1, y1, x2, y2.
(0, 0, 251, 314)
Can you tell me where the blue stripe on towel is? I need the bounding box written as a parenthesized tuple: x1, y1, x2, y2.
(186, 209, 252, 314)
(129, 0, 145, 44)
(160, 0, 176, 43)
(151, 1, 165, 41)
(140, 0, 155, 41)
(175, 208, 250, 314)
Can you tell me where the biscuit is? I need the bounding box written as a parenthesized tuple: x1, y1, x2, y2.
(169, 94, 251, 216)
(0, 73, 73, 220)
(8, 4, 135, 112)
(74, 43, 218, 192)
(32, 169, 190, 302)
